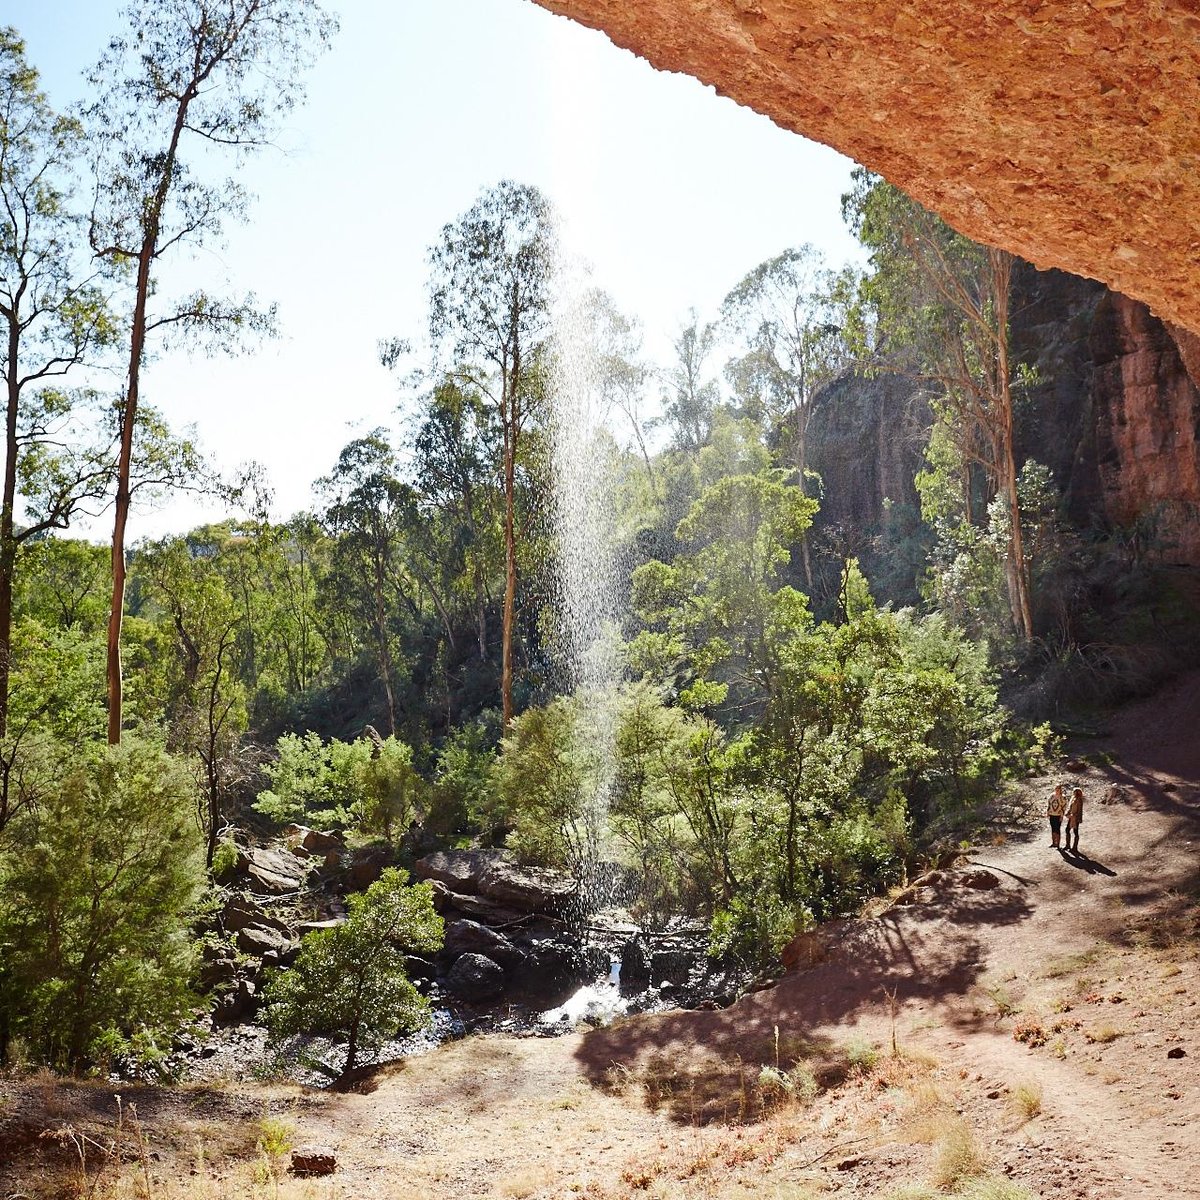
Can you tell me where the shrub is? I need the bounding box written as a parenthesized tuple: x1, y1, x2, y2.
(263, 868, 442, 1072)
(0, 736, 205, 1072)
(255, 731, 422, 837)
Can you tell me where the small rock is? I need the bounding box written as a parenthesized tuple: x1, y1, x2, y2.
(236, 923, 293, 958)
(446, 952, 505, 1001)
(290, 1148, 336, 1177)
(956, 867, 1001, 890)
(1167, 1046, 1187, 1059)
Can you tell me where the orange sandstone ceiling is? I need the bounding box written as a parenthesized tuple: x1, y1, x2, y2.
(531, 0, 1200, 334)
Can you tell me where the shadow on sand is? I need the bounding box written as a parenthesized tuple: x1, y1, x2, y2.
(574, 880, 1034, 1124)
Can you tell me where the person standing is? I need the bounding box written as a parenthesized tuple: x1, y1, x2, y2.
(1047, 783, 1067, 848)
(1065, 786, 1085, 853)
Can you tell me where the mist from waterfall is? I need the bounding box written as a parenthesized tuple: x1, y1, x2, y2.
(548, 266, 627, 905)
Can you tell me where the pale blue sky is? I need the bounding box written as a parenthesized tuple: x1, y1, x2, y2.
(8, 0, 863, 534)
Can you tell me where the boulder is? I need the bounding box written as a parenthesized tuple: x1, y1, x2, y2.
(236, 923, 293, 958)
(442, 890, 525, 926)
(620, 938, 650, 984)
(300, 827, 344, 855)
(346, 847, 390, 891)
(198, 956, 238, 991)
(780, 921, 850, 973)
(446, 952, 505, 1001)
(239, 847, 308, 895)
(414, 849, 508, 895)
(650, 949, 693, 985)
(511, 938, 589, 997)
(443, 919, 521, 966)
(477, 861, 577, 913)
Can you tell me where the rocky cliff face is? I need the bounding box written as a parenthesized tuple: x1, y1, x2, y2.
(808, 267, 1200, 577)
(1090, 294, 1200, 563)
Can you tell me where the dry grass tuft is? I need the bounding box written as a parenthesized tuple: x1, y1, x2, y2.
(1008, 1079, 1043, 1120)
(930, 1120, 987, 1190)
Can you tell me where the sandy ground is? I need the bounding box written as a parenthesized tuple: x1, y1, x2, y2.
(3, 672, 1198, 1199)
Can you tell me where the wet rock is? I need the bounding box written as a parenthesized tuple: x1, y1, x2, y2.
(404, 955, 437, 982)
(477, 861, 577, 913)
(620, 938, 650, 984)
(290, 1148, 336, 1176)
(446, 952, 505, 1001)
(236, 923, 293, 958)
(651, 949, 692, 985)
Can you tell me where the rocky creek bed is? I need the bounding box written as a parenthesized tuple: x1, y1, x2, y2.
(149, 833, 750, 1086)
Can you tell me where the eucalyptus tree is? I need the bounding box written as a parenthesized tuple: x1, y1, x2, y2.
(721, 246, 857, 587)
(409, 379, 501, 663)
(317, 432, 415, 738)
(844, 171, 1035, 641)
(136, 533, 248, 867)
(424, 181, 556, 731)
(0, 31, 118, 737)
(662, 313, 719, 456)
(84, 0, 337, 744)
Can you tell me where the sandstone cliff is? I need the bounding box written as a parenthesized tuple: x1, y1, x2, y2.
(807, 268, 1200, 584)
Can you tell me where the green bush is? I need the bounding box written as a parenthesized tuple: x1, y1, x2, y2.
(263, 867, 442, 1072)
(255, 731, 422, 837)
(0, 735, 205, 1072)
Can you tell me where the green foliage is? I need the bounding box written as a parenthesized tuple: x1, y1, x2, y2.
(427, 716, 499, 837)
(493, 695, 602, 871)
(255, 731, 422, 837)
(0, 735, 205, 1071)
(263, 867, 442, 1071)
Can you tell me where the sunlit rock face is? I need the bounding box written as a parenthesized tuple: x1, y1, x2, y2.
(533, 0, 1200, 336)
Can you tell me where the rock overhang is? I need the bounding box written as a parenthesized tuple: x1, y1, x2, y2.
(530, 0, 1200, 335)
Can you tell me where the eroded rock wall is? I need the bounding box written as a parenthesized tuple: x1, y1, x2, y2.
(533, 0, 1200, 334)
(808, 269, 1200, 575)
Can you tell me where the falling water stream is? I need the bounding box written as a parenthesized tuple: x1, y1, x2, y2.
(547, 266, 627, 913)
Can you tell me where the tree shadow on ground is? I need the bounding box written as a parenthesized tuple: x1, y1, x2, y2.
(576, 878, 1033, 1125)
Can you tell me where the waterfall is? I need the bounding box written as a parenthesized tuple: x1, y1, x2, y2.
(548, 269, 625, 909)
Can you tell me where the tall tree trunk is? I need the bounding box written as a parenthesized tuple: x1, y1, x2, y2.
(991, 250, 1034, 641)
(372, 562, 397, 737)
(501, 421, 516, 732)
(0, 325, 20, 739)
(106, 247, 151, 744)
(474, 564, 488, 660)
